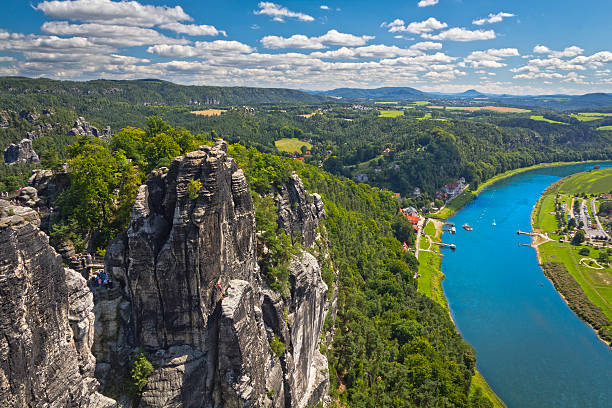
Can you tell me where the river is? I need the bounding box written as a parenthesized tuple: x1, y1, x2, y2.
(441, 163, 612, 408)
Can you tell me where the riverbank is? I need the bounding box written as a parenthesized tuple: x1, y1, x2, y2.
(417, 219, 506, 407)
(531, 175, 612, 347)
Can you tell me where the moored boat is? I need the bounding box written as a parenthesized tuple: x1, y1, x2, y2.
(462, 223, 473, 231)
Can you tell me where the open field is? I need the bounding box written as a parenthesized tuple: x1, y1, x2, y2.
(274, 138, 312, 153)
(429, 105, 530, 113)
(579, 112, 612, 117)
(412, 101, 430, 106)
(539, 242, 612, 321)
(297, 112, 317, 118)
(374, 101, 399, 105)
(378, 110, 404, 118)
(533, 194, 559, 234)
(530, 115, 568, 124)
(598, 126, 612, 131)
(190, 109, 227, 116)
(552, 166, 612, 195)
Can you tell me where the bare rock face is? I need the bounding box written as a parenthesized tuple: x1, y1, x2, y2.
(69, 117, 101, 138)
(4, 138, 40, 164)
(0, 200, 114, 408)
(105, 141, 330, 407)
(276, 173, 325, 247)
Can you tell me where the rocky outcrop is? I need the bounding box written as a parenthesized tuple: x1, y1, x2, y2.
(0, 200, 114, 408)
(276, 173, 325, 247)
(104, 140, 330, 407)
(4, 138, 40, 164)
(0, 110, 9, 128)
(69, 117, 102, 138)
(28, 169, 70, 206)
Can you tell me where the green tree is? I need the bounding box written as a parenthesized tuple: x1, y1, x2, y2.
(130, 351, 154, 394)
(572, 230, 586, 245)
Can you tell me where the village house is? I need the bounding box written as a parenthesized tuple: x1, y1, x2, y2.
(413, 187, 421, 196)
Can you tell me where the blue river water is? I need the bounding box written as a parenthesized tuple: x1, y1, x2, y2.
(441, 162, 612, 408)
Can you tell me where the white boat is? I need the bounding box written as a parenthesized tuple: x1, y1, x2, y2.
(492, 219, 496, 226)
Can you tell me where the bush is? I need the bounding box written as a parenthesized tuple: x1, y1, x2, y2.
(269, 335, 285, 358)
(579, 248, 590, 256)
(130, 351, 154, 394)
(572, 230, 586, 245)
(187, 178, 203, 199)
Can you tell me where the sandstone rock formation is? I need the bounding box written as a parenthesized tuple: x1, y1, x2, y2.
(0, 200, 114, 408)
(69, 117, 102, 138)
(104, 140, 330, 407)
(4, 138, 40, 164)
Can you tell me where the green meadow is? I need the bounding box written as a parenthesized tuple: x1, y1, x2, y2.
(552, 166, 612, 195)
(274, 138, 312, 153)
(530, 115, 568, 124)
(378, 110, 405, 118)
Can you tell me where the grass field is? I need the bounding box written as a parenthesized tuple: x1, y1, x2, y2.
(597, 125, 612, 131)
(553, 167, 612, 195)
(429, 105, 530, 113)
(378, 110, 405, 118)
(417, 112, 432, 120)
(274, 138, 312, 153)
(530, 115, 568, 124)
(570, 114, 601, 122)
(297, 112, 317, 118)
(538, 242, 612, 321)
(579, 112, 612, 117)
(533, 194, 559, 233)
(190, 109, 227, 116)
(412, 101, 430, 106)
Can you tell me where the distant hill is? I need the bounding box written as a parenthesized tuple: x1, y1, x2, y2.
(0, 77, 329, 106)
(316, 86, 612, 110)
(320, 86, 426, 100)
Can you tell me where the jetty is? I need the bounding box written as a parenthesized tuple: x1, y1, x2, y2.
(517, 230, 536, 236)
(432, 242, 456, 250)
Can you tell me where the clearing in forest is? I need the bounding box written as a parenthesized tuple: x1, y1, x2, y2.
(378, 110, 404, 118)
(297, 112, 318, 118)
(274, 138, 312, 153)
(597, 125, 612, 131)
(530, 115, 568, 124)
(191, 109, 227, 116)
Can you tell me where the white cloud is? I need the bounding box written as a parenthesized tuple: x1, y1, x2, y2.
(418, 0, 439, 7)
(382, 17, 447, 34)
(422, 28, 496, 41)
(261, 29, 374, 49)
(0, 56, 15, 62)
(410, 41, 442, 50)
(533, 45, 584, 58)
(320, 5, 330, 10)
(473, 12, 515, 26)
(254, 2, 314, 22)
(463, 48, 519, 68)
(147, 41, 255, 58)
(41, 21, 189, 47)
(311, 44, 422, 59)
(35, 0, 191, 27)
(158, 22, 226, 37)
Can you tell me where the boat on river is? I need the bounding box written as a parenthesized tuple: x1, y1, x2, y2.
(462, 223, 473, 231)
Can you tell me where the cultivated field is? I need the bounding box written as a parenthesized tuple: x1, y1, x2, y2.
(378, 110, 404, 118)
(274, 138, 312, 153)
(553, 167, 612, 195)
(429, 105, 530, 113)
(190, 109, 227, 116)
(598, 125, 612, 131)
(530, 115, 568, 124)
(297, 112, 318, 118)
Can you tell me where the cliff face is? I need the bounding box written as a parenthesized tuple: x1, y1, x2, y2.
(0, 200, 114, 408)
(105, 140, 331, 407)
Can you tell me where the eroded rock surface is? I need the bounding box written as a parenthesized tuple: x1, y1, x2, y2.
(4, 138, 39, 164)
(0, 200, 114, 408)
(104, 140, 331, 407)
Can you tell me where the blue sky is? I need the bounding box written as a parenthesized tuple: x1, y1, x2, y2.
(0, 0, 611, 94)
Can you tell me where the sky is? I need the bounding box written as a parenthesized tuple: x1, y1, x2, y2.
(0, 0, 611, 95)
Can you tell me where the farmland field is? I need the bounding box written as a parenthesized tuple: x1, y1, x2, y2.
(530, 115, 568, 124)
(297, 112, 317, 118)
(190, 109, 227, 116)
(598, 125, 612, 131)
(378, 110, 404, 118)
(553, 166, 612, 194)
(274, 138, 312, 153)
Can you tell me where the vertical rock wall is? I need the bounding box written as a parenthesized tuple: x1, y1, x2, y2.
(0, 201, 114, 408)
(105, 141, 331, 407)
